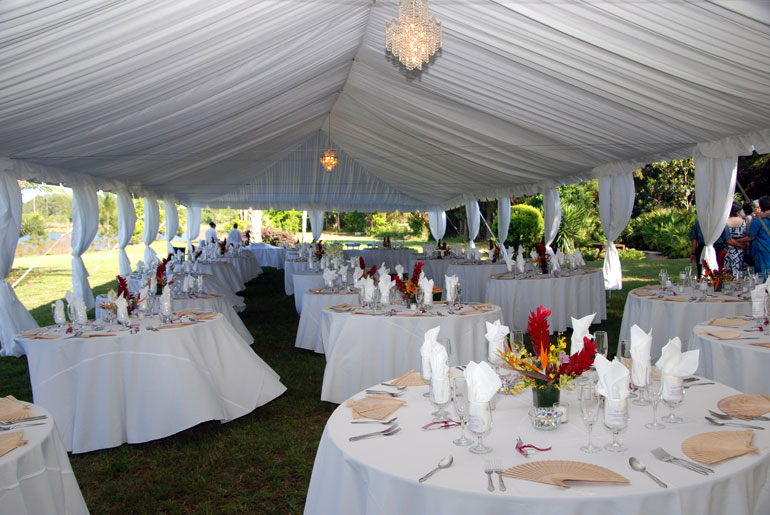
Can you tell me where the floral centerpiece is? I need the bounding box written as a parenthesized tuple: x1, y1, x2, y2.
(218, 239, 228, 255)
(537, 242, 548, 273)
(383, 236, 391, 248)
(500, 306, 597, 407)
(315, 241, 324, 259)
(702, 249, 730, 291)
(358, 256, 378, 279)
(324, 241, 344, 260)
(152, 256, 175, 294)
(99, 275, 138, 316)
(395, 262, 424, 301)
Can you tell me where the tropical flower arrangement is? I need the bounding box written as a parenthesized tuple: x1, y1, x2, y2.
(537, 242, 548, 273)
(190, 245, 202, 260)
(218, 239, 228, 255)
(152, 256, 175, 293)
(395, 261, 424, 300)
(702, 249, 730, 291)
(324, 241, 343, 260)
(358, 256, 378, 279)
(99, 275, 138, 315)
(500, 306, 597, 393)
(315, 241, 324, 259)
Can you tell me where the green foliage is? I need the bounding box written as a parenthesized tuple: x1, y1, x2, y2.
(493, 204, 544, 250)
(22, 190, 72, 223)
(633, 159, 695, 216)
(341, 211, 367, 233)
(20, 212, 47, 239)
(626, 208, 697, 258)
(364, 212, 409, 237)
(264, 210, 302, 233)
(261, 227, 297, 246)
(407, 211, 428, 237)
(98, 193, 118, 234)
(554, 200, 602, 253)
(618, 248, 646, 260)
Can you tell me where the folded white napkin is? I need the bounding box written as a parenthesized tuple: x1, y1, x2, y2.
(337, 265, 348, 284)
(323, 268, 337, 288)
(183, 261, 191, 274)
(377, 264, 390, 278)
(473, 248, 482, 261)
(530, 249, 538, 261)
(445, 275, 459, 302)
(182, 275, 192, 293)
(504, 250, 515, 272)
(485, 319, 509, 364)
(349, 256, 359, 270)
(159, 284, 173, 315)
(138, 286, 150, 311)
(115, 296, 129, 323)
(656, 337, 699, 402)
(752, 283, 767, 318)
(306, 253, 314, 268)
(575, 249, 586, 266)
(515, 248, 525, 273)
(353, 267, 364, 283)
(355, 276, 376, 303)
(465, 361, 502, 403)
(65, 290, 87, 324)
(630, 324, 652, 386)
(395, 264, 404, 280)
(556, 250, 566, 265)
(570, 313, 595, 354)
(193, 260, 200, 273)
(420, 326, 442, 380)
(53, 299, 66, 325)
(196, 275, 204, 292)
(136, 260, 145, 273)
(429, 340, 451, 404)
(594, 355, 630, 427)
(418, 276, 434, 305)
(378, 275, 394, 305)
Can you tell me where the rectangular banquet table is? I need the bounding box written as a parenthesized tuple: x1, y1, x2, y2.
(16, 313, 286, 453)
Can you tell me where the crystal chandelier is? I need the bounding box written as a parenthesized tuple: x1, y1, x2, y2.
(385, 0, 443, 71)
(319, 114, 338, 172)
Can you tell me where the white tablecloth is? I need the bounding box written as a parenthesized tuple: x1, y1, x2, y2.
(408, 256, 465, 291)
(284, 259, 311, 295)
(0, 404, 89, 514)
(197, 261, 246, 292)
(295, 291, 359, 353)
(245, 243, 286, 269)
(17, 314, 286, 453)
(442, 262, 507, 302)
(619, 287, 750, 359)
(344, 248, 417, 271)
(689, 321, 770, 395)
(320, 303, 503, 403)
(225, 254, 261, 283)
(306, 377, 770, 515)
(292, 271, 325, 314)
(127, 273, 245, 311)
(485, 268, 607, 332)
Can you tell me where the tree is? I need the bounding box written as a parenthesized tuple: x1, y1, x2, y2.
(632, 159, 695, 217)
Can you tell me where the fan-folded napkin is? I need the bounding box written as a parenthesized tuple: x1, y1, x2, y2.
(630, 325, 652, 386)
(752, 283, 768, 318)
(64, 290, 87, 324)
(378, 263, 390, 278)
(516, 247, 525, 273)
(485, 319, 509, 364)
(355, 277, 376, 303)
(53, 299, 66, 325)
(420, 326, 442, 380)
(395, 264, 404, 280)
(465, 361, 501, 433)
(445, 275, 459, 302)
(323, 268, 337, 288)
(115, 296, 129, 322)
(570, 313, 595, 354)
(378, 275, 394, 305)
(504, 251, 515, 272)
(418, 276, 434, 305)
(337, 265, 348, 284)
(594, 355, 630, 426)
(136, 260, 144, 273)
(656, 337, 699, 401)
(353, 267, 364, 283)
(530, 250, 538, 262)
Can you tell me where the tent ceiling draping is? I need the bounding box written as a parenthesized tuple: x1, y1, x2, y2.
(0, 1, 769, 211)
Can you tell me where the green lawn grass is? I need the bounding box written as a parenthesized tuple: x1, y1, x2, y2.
(1, 244, 688, 513)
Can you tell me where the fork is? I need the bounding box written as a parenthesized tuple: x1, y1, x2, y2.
(650, 447, 713, 475)
(493, 459, 506, 491)
(380, 383, 407, 391)
(349, 424, 401, 441)
(0, 422, 46, 431)
(351, 417, 398, 425)
(365, 390, 405, 397)
(705, 416, 765, 430)
(708, 409, 770, 422)
(484, 460, 495, 492)
(0, 415, 48, 425)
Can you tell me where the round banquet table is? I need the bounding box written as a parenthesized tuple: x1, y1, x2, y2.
(319, 303, 503, 404)
(284, 259, 311, 295)
(16, 313, 286, 453)
(292, 271, 326, 314)
(442, 262, 507, 302)
(0, 404, 89, 514)
(619, 286, 750, 360)
(295, 290, 359, 353)
(485, 268, 607, 332)
(408, 255, 466, 291)
(224, 253, 261, 283)
(343, 248, 417, 271)
(245, 243, 286, 269)
(197, 260, 246, 292)
(305, 376, 770, 515)
(127, 272, 245, 311)
(689, 320, 770, 395)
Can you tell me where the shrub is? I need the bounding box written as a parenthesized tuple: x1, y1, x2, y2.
(265, 210, 302, 233)
(407, 211, 428, 237)
(619, 248, 646, 260)
(20, 212, 47, 240)
(626, 207, 696, 258)
(554, 201, 602, 253)
(341, 211, 367, 233)
(493, 204, 544, 250)
(261, 227, 296, 246)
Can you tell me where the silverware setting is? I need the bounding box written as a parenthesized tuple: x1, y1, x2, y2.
(684, 382, 715, 389)
(0, 415, 47, 425)
(629, 457, 667, 488)
(484, 460, 495, 492)
(365, 389, 405, 397)
(493, 459, 506, 491)
(380, 383, 407, 391)
(351, 417, 398, 425)
(0, 422, 46, 431)
(349, 424, 401, 441)
(650, 447, 713, 475)
(418, 455, 453, 483)
(705, 416, 765, 430)
(708, 409, 770, 422)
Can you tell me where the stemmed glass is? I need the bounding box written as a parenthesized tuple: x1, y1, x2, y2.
(67, 303, 80, 330)
(454, 283, 463, 307)
(415, 286, 425, 310)
(594, 331, 609, 359)
(618, 340, 637, 399)
(51, 302, 66, 330)
(468, 400, 492, 454)
(645, 371, 665, 430)
(451, 377, 473, 446)
(429, 376, 451, 421)
(578, 383, 601, 453)
(437, 338, 453, 367)
(510, 330, 524, 347)
(661, 374, 685, 423)
(602, 396, 628, 452)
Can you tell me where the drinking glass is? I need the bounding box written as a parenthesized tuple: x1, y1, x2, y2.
(594, 331, 608, 359)
(510, 330, 524, 347)
(429, 376, 451, 421)
(67, 303, 79, 329)
(455, 283, 463, 306)
(578, 383, 601, 453)
(659, 268, 668, 287)
(602, 397, 628, 452)
(468, 401, 492, 454)
(51, 302, 65, 329)
(437, 338, 453, 367)
(116, 307, 129, 327)
(415, 286, 425, 309)
(661, 374, 685, 423)
(451, 378, 473, 446)
(617, 339, 637, 399)
(645, 372, 665, 430)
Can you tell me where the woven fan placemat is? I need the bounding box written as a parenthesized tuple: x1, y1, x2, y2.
(750, 343, 770, 349)
(708, 318, 749, 327)
(390, 370, 428, 387)
(198, 293, 219, 299)
(174, 309, 202, 316)
(156, 322, 199, 330)
(192, 313, 217, 321)
(682, 430, 756, 464)
(345, 394, 405, 420)
(660, 297, 687, 302)
(717, 394, 770, 417)
(0, 431, 28, 458)
(699, 329, 741, 340)
(502, 460, 629, 488)
(457, 310, 489, 316)
(17, 328, 47, 337)
(30, 334, 61, 340)
(0, 396, 31, 421)
(79, 333, 116, 338)
(633, 290, 655, 296)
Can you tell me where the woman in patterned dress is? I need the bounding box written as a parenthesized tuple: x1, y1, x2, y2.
(724, 203, 747, 276)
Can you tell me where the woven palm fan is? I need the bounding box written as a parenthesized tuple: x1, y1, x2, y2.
(0, 431, 28, 458)
(699, 329, 741, 340)
(682, 430, 756, 464)
(0, 395, 31, 421)
(390, 370, 428, 387)
(717, 394, 770, 417)
(502, 460, 629, 488)
(708, 318, 748, 327)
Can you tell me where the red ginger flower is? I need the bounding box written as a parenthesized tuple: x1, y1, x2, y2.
(359, 256, 366, 270)
(116, 275, 130, 300)
(557, 338, 597, 377)
(527, 306, 552, 373)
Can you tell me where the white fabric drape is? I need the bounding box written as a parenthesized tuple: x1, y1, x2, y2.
(250, 209, 263, 242)
(142, 197, 160, 263)
(117, 191, 136, 277)
(0, 174, 38, 356)
(428, 210, 446, 242)
(186, 205, 202, 253)
(599, 174, 635, 290)
(694, 150, 737, 271)
(497, 197, 511, 250)
(163, 197, 179, 255)
(302, 211, 308, 243)
(71, 186, 98, 310)
(309, 210, 325, 242)
(543, 188, 561, 254)
(465, 201, 480, 248)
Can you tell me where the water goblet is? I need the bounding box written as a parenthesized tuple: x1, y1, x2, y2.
(645, 372, 665, 430)
(602, 396, 628, 452)
(660, 373, 685, 423)
(451, 378, 473, 446)
(594, 331, 609, 359)
(437, 338, 453, 367)
(51, 302, 66, 330)
(617, 339, 637, 398)
(415, 286, 425, 310)
(468, 400, 492, 454)
(578, 383, 601, 453)
(455, 283, 463, 306)
(510, 330, 524, 347)
(429, 375, 451, 421)
(67, 303, 80, 330)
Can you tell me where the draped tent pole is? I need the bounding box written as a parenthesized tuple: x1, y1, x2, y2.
(599, 173, 635, 291)
(142, 197, 160, 264)
(71, 186, 99, 310)
(0, 173, 38, 356)
(309, 210, 324, 242)
(250, 209, 263, 242)
(116, 190, 136, 278)
(693, 151, 738, 272)
(497, 197, 511, 256)
(543, 188, 562, 256)
(428, 210, 446, 242)
(186, 205, 202, 255)
(465, 201, 480, 248)
(163, 197, 179, 256)
(301, 211, 307, 243)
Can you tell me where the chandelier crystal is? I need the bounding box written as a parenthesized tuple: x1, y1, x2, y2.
(320, 114, 338, 172)
(385, 0, 443, 71)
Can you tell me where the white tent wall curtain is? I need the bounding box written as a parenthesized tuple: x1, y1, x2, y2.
(186, 206, 202, 253)
(543, 188, 561, 255)
(599, 173, 635, 290)
(428, 210, 446, 242)
(117, 191, 136, 278)
(250, 210, 262, 242)
(0, 174, 38, 356)
(497, 198, 511, 252)
(309, 210, 324, 242)
(301, 211, 308, 243)
(142, 197, 160, 264)
(693, 151, 738, 271)
(164, 197, 179, 255)
(71, 186, 99, 310)
(465, 201, 480, 248)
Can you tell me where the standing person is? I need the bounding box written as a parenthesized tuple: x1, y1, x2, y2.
(724, 203, 747, 276)
(205, 222, 218, 244)
(228, 223, 243, 245)
(740, 195, 770, 276)
(690, 219, 731, 277)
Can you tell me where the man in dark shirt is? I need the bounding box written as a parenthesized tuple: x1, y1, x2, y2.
(689, 220, 731, 277)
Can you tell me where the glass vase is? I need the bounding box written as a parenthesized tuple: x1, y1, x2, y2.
(532, 382, 561, 408)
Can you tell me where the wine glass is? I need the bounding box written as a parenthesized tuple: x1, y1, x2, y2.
(578, 383, 601, 453)
(51, 302, 65, 330)
(510, 330, 524, 347)
(645, 371, 665, 430)
(617, 339, 637, 399)
(437, 338, 453, 368)
(451, 378, 473, 446)
(602, 396, 628, 452)
(660, 374, 685, 423)
(415, 286, 425, 310)
(659, 268, 668, 287)
(468, 400, 492, 454)
(429, 375, 451, 421)
(67, 303, 79, 330)
(594, 331, 608, 359)
(455, 283, 463, 306)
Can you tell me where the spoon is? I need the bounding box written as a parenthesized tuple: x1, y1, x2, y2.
(418, 455, 454, 483)
(705, 416, 765, 430)
(629, 457, 667, 488)
(708, 410, 770, 422)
